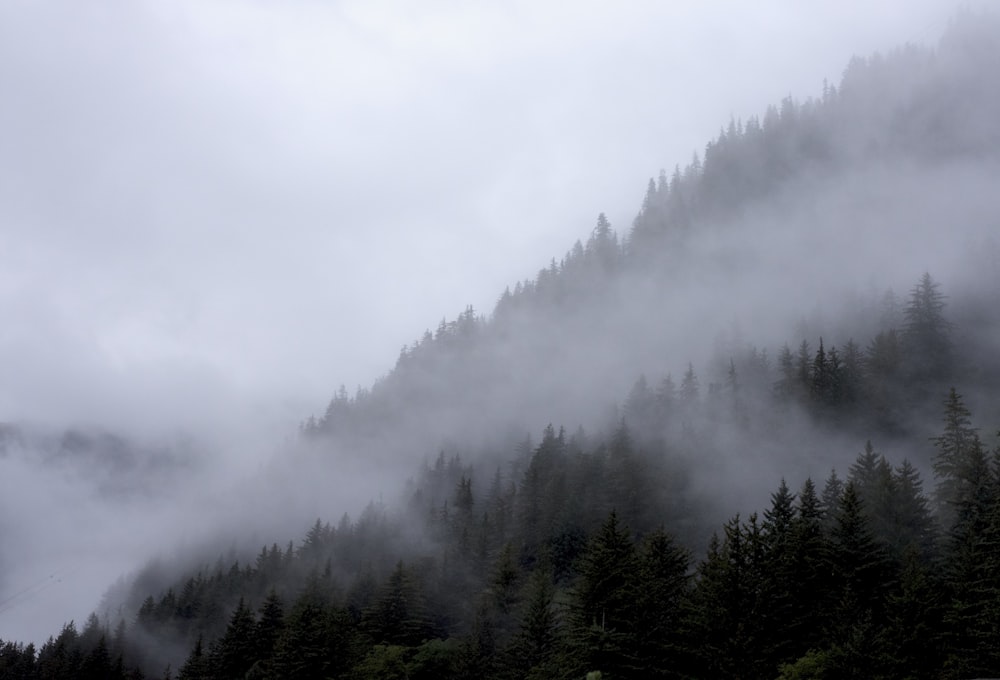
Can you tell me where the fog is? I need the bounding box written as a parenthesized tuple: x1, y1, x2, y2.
(0, 0, 990, 646)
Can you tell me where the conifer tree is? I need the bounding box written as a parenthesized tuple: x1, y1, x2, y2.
(761, 479, 801, 668)
(509, 562, 560, 679)
(363, 561, 433, 647)
(214, 598, 257, 679)
(679, 363, 699, 404)
(567, 511, 640, 678)
(789, 478, 831, 654)
(774, 343, 797, 402)
(826, 482, 892, 674)
(889, 459, 938, 562)
(902, 272, 952, 383)
(632, 528, 690, 677)
(931, 388, 985, 527)
(940, 448, 1000, 678)
(177, 635, 208, 680)
(249, 590, 284, 676)
(881, 546, 944, 679)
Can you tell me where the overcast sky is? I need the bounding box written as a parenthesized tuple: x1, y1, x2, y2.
(0, 0, 971, 436)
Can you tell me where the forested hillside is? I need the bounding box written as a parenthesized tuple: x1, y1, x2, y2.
(3, 12, 1000, 680)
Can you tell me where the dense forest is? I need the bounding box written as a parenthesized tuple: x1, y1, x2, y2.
(4, 11, 1000, 680)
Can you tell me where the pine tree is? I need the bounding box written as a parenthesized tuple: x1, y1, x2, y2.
(820, 469, 844, 534)
(796, 339, 811, 394)
(632, 528, 690, 677)
(789, 478, 831, 654)
(79, 634, 112, 680)
(902, 272, 952, 384)
(810, 338, 830, 405)
(681, 515, 768, 678)
(567, 511, 640, 678)
(363, 561, 433, 647)
(177, 635, 208, 680)
(760, 479, 802, 669)
(931, 388, 985, 527)
(248, 590, 284, 677)
(940, 449, 1000, 678)
(488, 542, 520, 632)
(889, 459, 938, 563)
(214, 597, 257, 679)
(825, 482, 892, 675)
(509, 563, 560, 679)
(881, 546, 945, 679)
(774, 343, 797, 402)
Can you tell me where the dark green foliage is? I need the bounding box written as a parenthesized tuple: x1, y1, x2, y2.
(681, 514, 771, 679)
(565, 511, 641, 678)
(939, 449, 1000, 678)
(631, 529, 690, 677)
(506, 564, 560, 679)
(272, 585, 356, 680)
(819, 469, 844, 534)
(881, 547, 945, 679)
(786, 478, 831, 655)
(176, 636, 207, 680)
(0, 639, 37, 680)
(826, 483, 892, 647)
(363, 561, 433, 647)
(211, 597, 256, 679)
(254, 590, 284, 660)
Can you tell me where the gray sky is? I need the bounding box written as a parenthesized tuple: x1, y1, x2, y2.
(0, 0, 969, 435)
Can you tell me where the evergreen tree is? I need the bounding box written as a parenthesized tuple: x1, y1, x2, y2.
(931, 388, 985, 527)
(819, 469, 844, 534)
(902, 272, 952, 384)
(760, 479, 802, 669)
(679, 363, 700, 405)
(881, 546, 945, 679)
(810, 338, 831, 406)
(363, 561, 433, 647)
(632, 528, 690, 677)
(508, 563, 560, 680)
(940, 448, 1000, 678)
(889, 459, 938, 563)
(681, 515, 768, 678)
(248, 590, 284, 677)
(774, 343, 797, 402)
(177, 635, 208, 680)
(788, 478, 832, 655)
(214, 597, 257, 679)
(566, 510, 640, 678)
(795, 339, 811, 393)
(825, 482, 892, 675)
(487, 542, 520, 638)
(866, 328, 903, 428)
(79, 634, 113, 680)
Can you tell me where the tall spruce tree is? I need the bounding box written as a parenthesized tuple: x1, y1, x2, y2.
(931, 388, 985, 528)
(902, 272, 952, 384)
(566, 510, 640, 678)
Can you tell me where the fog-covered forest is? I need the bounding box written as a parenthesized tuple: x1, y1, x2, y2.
(4, 7, 1000, 680)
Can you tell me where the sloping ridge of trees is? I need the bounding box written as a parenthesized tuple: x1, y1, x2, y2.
(300, 8, 1000, 456)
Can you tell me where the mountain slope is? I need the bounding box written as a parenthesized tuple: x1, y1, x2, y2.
(4, 12, 1000, 680)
